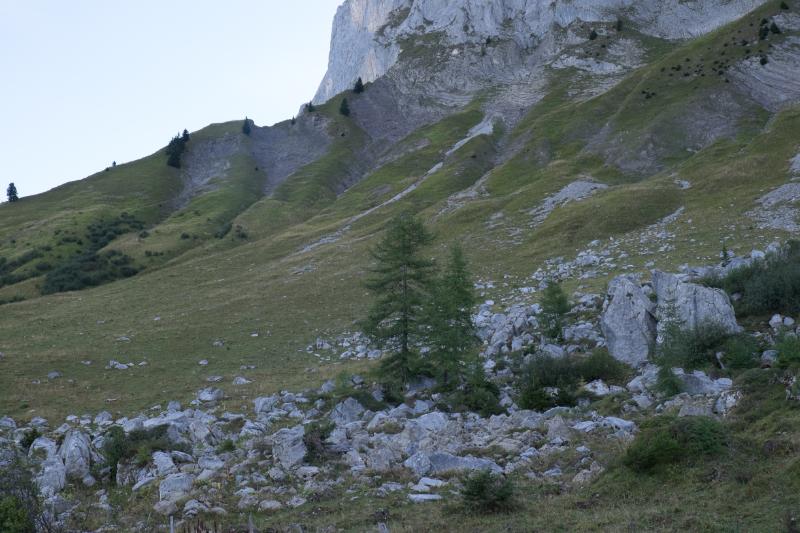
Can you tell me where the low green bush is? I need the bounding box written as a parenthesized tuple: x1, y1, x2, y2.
(706, 241, 800, 317)
(445, 366, 503, 417)
(303, 421, 335, 465)
(657, 320, 731, 370)
(517, 349, 631, 410)
(103, 426, 189, 481)
(0, 496, 33, 533)
(776, 334, 800, 368)
(624, 416, 727, 472)
(458, 470, 517, 514)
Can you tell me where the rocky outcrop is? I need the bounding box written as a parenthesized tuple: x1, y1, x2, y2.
(601, 276, 657, 366)
(315, 0, 768, 103)
(271, 426, 307, 470)
(652, 271, 741, 334)
(58, 430, 92, 480)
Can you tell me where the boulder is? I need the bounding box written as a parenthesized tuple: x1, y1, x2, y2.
(36, 457, 66, 498)
(152, 451, 177, 476)
(330, 398, 365, 426)
(159, 473, 195, 502)
(601, 276, 657, 366)
(427, 453, 502, 475)
(652, 271, 741, 334)
(272, 426, 306, 470)
(197, 388, 224, 403)
(253, 395, 279, 415)
(58, 429, 92, 479)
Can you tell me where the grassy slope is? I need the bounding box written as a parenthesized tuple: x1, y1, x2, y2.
(0, 2, 798, 421)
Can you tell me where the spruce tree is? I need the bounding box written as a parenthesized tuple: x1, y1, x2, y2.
(354, 77, 365, 93)
(165, 135, 184, 168)
(771, 22, 782, 34)
(242, 117, 252, 136)
(425, 245, 477, 386)
(339, 98, 351, 117)
(306, 102, 316, 113)
(182, 129, 190, 143)
(364, 213, 434, 384)
(589, 29, 599, 40)
(6, 183, 18, 203)
(540, 281, 570, 340)
(291, 116, 297, 126)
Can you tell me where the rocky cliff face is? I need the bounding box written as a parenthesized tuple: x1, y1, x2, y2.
(315, 0, 768, 104)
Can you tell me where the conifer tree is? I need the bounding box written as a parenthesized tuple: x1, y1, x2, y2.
(291, 116, 297, 126)
(339, 98, 351, 117)
(242, 117, 252, 136)
(354, 77, 365, 93)
(6, 182, 18, 203)
(306, 102, 316, 113)
(182, 129, 190, 143)
(425, 244, 477, 386)
(540, 281, 570, 340)
(364, 213, 434, 383)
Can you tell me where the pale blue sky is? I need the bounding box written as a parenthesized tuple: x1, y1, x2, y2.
(0, 0, 342, 197)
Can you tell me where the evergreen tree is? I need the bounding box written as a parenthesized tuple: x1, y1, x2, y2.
(616, 19, 624, 32)
(291, 116, 297, 126)
(339, 98, 351, 117)
(771, 22, 782, 34)
(540, 281, 570, 340)
(182, 129, 190, 143)
(353, 77, 365, 93)
(425, 245, 477, 386)
(781, 1, 790, 9)
(364, 213, 434, 383)
(589, 29, 599, 40)
(6, 183, 18, 203)
(242, 117, 252, 136)
(165, 134, 186, 169)
(306, 102, 316, 113)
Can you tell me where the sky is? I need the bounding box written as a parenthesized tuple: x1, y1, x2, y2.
(0, 0, 342, 198)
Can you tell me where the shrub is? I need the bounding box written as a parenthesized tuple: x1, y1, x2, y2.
(781, 1, 790, 9)
(459, 470, 516, 514)
(353, 77, 365, 93)
(589, 29, 599, 40)
(518, 354, 580, 410)
(339, 98, 351, 117)
(624, 416, 727, 472)
(578, 348, 631, 384)
(709, 241, 800, 317)
(18, 429, 40, 453)
(0, 458, 44, 532)
(656, 314, 731, 370)
(722, 335, 760, 369)
(104, 426, 188, 482)
(0, 496, 33, 533)
(776, 334, 800, 368)
(446, 366, 503, 417)
(217, 439, 236, 453)
(303, 421, 334, 464)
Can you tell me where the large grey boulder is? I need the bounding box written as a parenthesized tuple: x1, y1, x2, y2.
(36, 457, 67, 498)
(330, 398, 365, 426)
(272, 426, 307, 470)
(427, 452, 502, 476)
(159, 472, 195, 502)
(58, 430, 92, 479)
(652, 271, 741, 334)
(152, 451, 177, 476)
(600, 276, 657, 366)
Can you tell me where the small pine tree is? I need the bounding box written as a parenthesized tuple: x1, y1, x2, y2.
(540, 281, 571, 340)
(771, 22, 782, 34)
(589, 29, 599, 40)
(353, 77, 365, 93)
(364, 213, 435, 384)
(759, 24, 770, 40)
(616, 19, 624, 32)
(6, 183, 18, 203)
(165, 134, 186, 168)
(339, 98, 351, 117)
(242, 117, 252, 136)
(182, 129, 190, 143)
(425, 245, 477, 385)
(760, 55, 769, 65)
(112, 161, 117, 167)
(306, 102, 316, 113)
(291, 116, 297, 126)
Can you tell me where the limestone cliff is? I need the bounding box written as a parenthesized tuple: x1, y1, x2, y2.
(315, 0, 768, 104)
